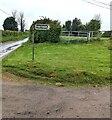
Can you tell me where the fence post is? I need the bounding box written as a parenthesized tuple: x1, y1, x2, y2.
(87, 32, 90, 43)
(68, 31, 70, 36)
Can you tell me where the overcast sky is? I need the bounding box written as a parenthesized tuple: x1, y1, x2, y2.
(0, 0, 111, 30)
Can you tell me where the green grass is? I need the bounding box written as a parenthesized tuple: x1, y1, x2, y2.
(2, 37, 110, 87)
(1, 30, 29, 42)
(2, 35, 28, 42)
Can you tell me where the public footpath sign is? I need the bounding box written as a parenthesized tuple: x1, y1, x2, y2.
(35, 24, 50, 30)
(32, 24, 50, 61)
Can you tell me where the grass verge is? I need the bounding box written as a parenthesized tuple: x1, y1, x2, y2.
(1, 30, 29, 42)
(2, 37, 110, 87)
(2, 35, 28, 42)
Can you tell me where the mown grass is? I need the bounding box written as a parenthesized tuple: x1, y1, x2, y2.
(2, 37, 110, 87)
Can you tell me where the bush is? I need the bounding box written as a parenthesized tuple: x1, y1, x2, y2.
(29, 17, 61, 43)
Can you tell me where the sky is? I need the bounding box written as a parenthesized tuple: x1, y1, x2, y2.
(0, 0, 111, 31)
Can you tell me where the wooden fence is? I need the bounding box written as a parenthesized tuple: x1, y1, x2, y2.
(61, 30, 112, 40)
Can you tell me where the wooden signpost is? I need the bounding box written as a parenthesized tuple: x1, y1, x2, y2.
(32, 24, 50, 61)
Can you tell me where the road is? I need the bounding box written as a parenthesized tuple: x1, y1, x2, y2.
(0, 38, 28, 59)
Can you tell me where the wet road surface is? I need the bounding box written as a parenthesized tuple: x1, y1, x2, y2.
(0, 38, 28, 59)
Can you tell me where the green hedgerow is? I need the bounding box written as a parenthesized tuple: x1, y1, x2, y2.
(29, 17, 61, 43)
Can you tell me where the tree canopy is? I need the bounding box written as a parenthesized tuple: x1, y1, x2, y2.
(65, 20, 71, 31)
(3, 17, 18, 31)
(72, 18, 82, 31)
(63, 16, 101, 31)
(86, 19, 101, 31)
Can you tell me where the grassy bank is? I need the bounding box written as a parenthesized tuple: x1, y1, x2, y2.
(2, 37, 110, 87)
(1, 30, 29, 42)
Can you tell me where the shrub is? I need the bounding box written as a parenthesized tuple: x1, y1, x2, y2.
(29, 17, 61, 43)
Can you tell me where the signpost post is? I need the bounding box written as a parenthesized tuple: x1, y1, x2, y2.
(32, 32, 34, 61)
(32, 24, 50, 61)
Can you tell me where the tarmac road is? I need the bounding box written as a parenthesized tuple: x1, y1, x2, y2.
(0, 38, 28, 59)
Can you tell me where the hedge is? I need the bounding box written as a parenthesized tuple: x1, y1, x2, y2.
(1, 30, 29, 42)
(29, 17, 61, 43)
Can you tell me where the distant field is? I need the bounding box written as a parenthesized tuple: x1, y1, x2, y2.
(2, 37, 110, 87)
(0, 30, 29, 42)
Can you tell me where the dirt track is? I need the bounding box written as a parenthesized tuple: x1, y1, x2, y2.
(2, 77, 110, 118)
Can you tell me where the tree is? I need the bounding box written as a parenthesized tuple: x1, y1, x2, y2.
(11, 10, 18, 19)
(85, 14, 101, 31)
(65, 20, 71, 31)
(18, 12, 26, 32)
(87, 19, 101, 31)
(64, 18, 84, 31)
(3, 17, 18, 31)
(71, 18, 82, 31)
(11, 10, 27, 32)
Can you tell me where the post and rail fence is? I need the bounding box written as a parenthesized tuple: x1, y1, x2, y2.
(61, 30, 112, 43)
